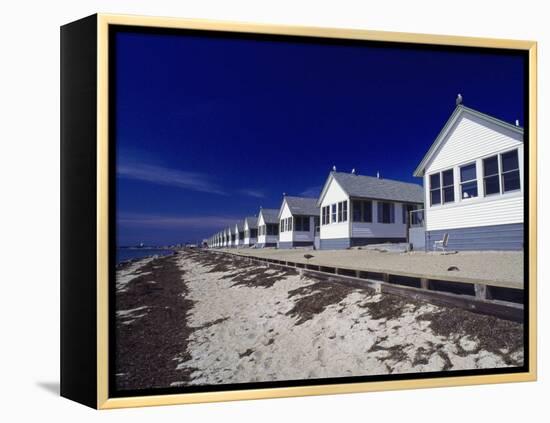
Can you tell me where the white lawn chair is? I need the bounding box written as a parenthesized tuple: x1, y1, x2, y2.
(433, 233, 449, 252)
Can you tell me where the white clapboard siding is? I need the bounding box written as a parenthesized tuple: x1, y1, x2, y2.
(426, 194, 523, 231)
(319, 178, 350, 240)
(426, 114, 522, 174)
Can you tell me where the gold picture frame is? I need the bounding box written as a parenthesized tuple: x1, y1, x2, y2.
(61, 13, 537, 409)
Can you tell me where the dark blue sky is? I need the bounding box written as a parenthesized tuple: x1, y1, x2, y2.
(115, 30, 525, 246)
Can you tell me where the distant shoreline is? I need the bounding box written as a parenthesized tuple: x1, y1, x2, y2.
(116, 248, 176, 267)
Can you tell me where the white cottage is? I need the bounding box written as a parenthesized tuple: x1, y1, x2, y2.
(414, 104, 524, 251)
(317, 171, 423, 250)
(243, 216, 258, 247)
(234, 221, 245, 248)
(224, 227, 231, 248)
(230, 225, 238, 248)
(277, 196, 319, 248)
(256, 208, 279, 248)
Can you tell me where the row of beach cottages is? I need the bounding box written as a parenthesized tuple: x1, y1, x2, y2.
(209, 171, 424, 250)
(208, 103, 524, 251)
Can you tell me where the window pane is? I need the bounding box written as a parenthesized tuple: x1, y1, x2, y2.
(343, 201, 348, 222)
(501, 150, 519, 172)
(503, 170, 520, 192)
(331, 204, 336, 222)
(442, 169, 454, 186)
(484, 175, 500, 195)
(443, 186, 454, 203)
(460, 163, 477, 182)
(461, 181, 478, 199)
(430, 189, 441, 205)
(483, 156, 499, 176)
(352, 201, 361, 221)
(303, 217, 310, 232)
(430, 173, 440, 189)
(379, 202, 391, 223)
(364, 201, 372, 222)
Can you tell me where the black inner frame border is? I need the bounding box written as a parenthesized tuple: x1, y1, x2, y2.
(107, 23, 531, 399)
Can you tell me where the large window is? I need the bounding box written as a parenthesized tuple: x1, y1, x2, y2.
(430, 173, 441, 206)
(483, 155, 500, 195)
(460, 162, 478, 199)
(352, 200, 372, 222)
(430, 169, 454, 206)
(377, 202, 395, 224)
(331, 204, 337, 223)
(281, 217, 291, 232)
(322, 206, 329, 225)
(442, 169, 454, 203)
(294, 216, 310, 232)
(266, 224, 278, 236)
(343, 201, 348, 222)
(337, 201, 348, 222)
(352, 200, 361, 221)
(501, 149, 520, 193)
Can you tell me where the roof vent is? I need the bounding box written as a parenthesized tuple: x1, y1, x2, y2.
(515, 119, 520, 127)
(376, 171, 381, 179)
(456, 93, 463, 105)
(351, 168, 356, 175)
(332, 165, 337, 172)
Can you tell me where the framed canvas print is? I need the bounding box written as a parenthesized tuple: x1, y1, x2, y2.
(60, 14, 537, 409)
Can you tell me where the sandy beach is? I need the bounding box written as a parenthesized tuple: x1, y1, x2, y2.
(115, 250, 523, 391)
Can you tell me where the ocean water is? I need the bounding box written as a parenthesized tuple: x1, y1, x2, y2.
(116, 248, 174, 265)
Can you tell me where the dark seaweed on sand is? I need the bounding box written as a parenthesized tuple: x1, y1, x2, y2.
(115, 253, 195, 390)
(417, 309, 524, 365)
(286, 277, 373, 325)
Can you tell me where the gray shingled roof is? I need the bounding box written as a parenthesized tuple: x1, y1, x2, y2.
(285, 196, 319, 216)
(244, 216, 258, 229)
(259, 208, 279, 224)
(330, 172, 424, 203)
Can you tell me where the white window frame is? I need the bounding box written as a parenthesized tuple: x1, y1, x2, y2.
(459, 162, 478, 201)
(500, 149, 521, 194)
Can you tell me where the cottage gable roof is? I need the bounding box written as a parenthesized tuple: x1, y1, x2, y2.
(283, 196, 319, 216)
(235, 221, 244, 231)
(413, 105, 524, 177)
(244, 216, 258, 229)
(259, 208, 279, 224)
(318, 171, 423, 205)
